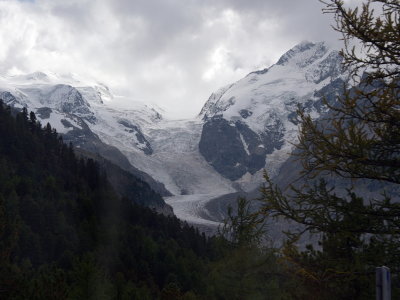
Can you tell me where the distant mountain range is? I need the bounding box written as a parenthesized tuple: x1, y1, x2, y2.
(0, 41, 350, 225)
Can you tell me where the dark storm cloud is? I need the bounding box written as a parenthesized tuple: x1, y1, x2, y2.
(0, 0, 342, 118)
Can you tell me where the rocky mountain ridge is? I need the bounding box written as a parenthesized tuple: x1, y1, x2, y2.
(0, 41, 348, 227)
(198, 41, 346, 190)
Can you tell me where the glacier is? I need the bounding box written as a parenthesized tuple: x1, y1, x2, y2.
(0, 41, 348, 230)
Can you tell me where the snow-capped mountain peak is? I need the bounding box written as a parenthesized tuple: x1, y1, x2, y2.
(276, 41, 328, 67)
(198, 41, 346, 189)
(199, 41, 343, 123)
(18, 71, 51, 82)
(0, 41, 350, 227)
(0, 41, 352, 229)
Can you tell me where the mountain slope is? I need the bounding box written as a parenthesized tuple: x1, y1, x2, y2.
(198, 41, 346, 190)
(0, 102, 222, 299)
(0, 41, 349, 229)
(0, 72, 172, 197)
(0, 72, 237, 197)
(74, 148, 173, 215)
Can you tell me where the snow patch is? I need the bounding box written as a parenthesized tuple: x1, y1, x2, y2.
(239, 133, 250, 155)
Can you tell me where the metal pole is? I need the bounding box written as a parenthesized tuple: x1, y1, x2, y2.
(376, 266, 391, 300)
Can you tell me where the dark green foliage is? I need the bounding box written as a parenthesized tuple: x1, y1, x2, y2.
(0, 101, 226, 299)
(0, 100, 294, 299)
(259, 1, 400, 298)
(207, 197, 290, 300)
(219, 197, 265, 248)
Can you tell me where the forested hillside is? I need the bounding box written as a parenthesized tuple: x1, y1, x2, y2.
(259, 1, 400, 299)
(0, 101, 207, 298)
(0, 101, 290, 299)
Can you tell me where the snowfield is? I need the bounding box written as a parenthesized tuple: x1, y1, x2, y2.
(123, 119, 237, 196)
(0, 41, 347, 232)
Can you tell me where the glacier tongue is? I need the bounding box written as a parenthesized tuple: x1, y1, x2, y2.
(164, 194, 224, 235)
(0, 71, 237, 199)
(120, 119, 236, 196)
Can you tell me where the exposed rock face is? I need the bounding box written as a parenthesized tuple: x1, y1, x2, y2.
(199, 118, 248, 180)
(48, 84, 92, 116)
(36, 107, 52, 119)
(199, 117, 283, 180)
(0, 73, 171, 202)
(0, 91, 19, 106)
(118, 119, 153, 155)
(198, 41, 346, 183)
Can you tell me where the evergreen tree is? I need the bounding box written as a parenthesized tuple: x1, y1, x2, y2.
(0, 102, 225, 299)
(299, 0, 400, 183)
(207, 197, 285, 300)
(260, 1, 400, 298)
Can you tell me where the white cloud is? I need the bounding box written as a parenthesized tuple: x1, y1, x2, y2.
(0, 0, 342, 118)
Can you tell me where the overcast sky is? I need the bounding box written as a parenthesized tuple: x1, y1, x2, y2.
(0, 0, 346, 118)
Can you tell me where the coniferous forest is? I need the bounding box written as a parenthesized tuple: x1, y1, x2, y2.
(0, 101, 210, 299)
(0, 101, 287, 299)
(1, 1, 399, 299)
